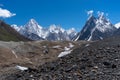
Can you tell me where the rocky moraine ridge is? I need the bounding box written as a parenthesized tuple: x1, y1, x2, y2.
(4, 37, 120, 80)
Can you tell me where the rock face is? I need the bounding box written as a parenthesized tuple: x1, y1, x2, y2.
(74, 12, 117, 41)
(5, 37, 120, 80)
(113, 28, 120, 36)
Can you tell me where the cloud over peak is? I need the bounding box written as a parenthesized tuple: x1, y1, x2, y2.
(0, 8, 16, 18)
(87, 10, 94, 16)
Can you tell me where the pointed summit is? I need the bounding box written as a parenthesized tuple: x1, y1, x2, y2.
(26, 18, 42, 29)
(73, 11, 116, 41)
(73, 15, 97, 41)
(29, 19, 38, 24)
(87, 10, 94, 20)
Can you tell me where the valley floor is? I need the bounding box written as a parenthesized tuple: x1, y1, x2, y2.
(0, 37, 120, 80)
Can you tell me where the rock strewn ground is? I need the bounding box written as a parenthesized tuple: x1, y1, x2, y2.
(5, 37, 120, 80)
(0, 40, 85, 80)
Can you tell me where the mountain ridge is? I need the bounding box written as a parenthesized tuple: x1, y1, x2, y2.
(11, 12, 120, 41)
(12, 19, 77, 41)
(73, 12, 117, 41)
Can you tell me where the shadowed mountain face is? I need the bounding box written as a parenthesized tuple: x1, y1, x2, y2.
(73, 16, 97, 41)
(0, 20, 30, 41)
(113, 28, 120, 36)
(73, 13, 117, 41)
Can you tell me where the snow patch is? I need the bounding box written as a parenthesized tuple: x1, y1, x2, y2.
(15, 65, 28, 71)
(64, 47, 70, 51)
(85, 44, 90, 47)
(100, 37, 103, 40)
(58, 43, 74, 57)
(69, 43, 74, 48)
(58, 50, 72, 58)
(74, 34, 80, 41)
(87, 28, 96, 41)
(87, 10, 94, 20)
(52, 45, 61, 49)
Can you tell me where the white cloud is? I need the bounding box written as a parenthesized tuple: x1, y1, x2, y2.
(87, 10, 94, 16)
(0, 8, 16, 18)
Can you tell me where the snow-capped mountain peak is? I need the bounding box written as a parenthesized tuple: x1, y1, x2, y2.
(73, 11, 116, 41)
(98, 12, 104, 19)
(26, 19, 42, 29)
(23, 19, 44, 37)
(12, 19, 77, 41)
(49, 24, 65, 33)
(87, 10, 94, 20)
(95, 12, 115, 33)
(115, 22, 120, 29)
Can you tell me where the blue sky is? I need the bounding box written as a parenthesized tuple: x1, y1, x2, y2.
(0, 0, 120, 31)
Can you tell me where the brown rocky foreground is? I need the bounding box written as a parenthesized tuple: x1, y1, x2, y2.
(0, 37, 120, 80)
(0, 40, 87, 79)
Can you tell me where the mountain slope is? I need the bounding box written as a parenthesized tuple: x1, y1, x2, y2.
(0, 20, 30, 41)
(74, 16, 97, 41)
(73, 12, 117, 41)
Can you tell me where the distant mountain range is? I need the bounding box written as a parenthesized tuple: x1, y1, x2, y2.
(0, 11, 118, 41)
(0, 20, 30, 41)
(12, 19, 77, 41)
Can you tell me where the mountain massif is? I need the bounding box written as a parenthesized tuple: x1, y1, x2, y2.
(11, 12, 120, 41)
(12, 19, 77, 41)
(73, 12, 118, 41)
